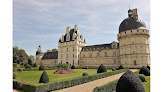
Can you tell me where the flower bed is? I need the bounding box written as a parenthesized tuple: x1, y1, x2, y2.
(54, 71, 76, 74)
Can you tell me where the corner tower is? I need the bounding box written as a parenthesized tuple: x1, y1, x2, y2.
(36, 45, 44, 66)
(118, 9, 150, 68)
(58, 25, 86, 66)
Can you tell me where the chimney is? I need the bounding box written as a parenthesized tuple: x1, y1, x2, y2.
(66, 26, 70, 34)
(132, 8, 138, 19)
(74, 25, 78, 31)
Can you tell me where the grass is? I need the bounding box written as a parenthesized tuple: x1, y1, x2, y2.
(143, 76, 150, 92)
(13, 69, 112, 86)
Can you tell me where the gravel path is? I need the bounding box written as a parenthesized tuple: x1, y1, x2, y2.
(53, 69, 138, 92)
(13, 69, 138, 92)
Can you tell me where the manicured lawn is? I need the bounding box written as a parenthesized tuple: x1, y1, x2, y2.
(143, 76, 150, 92)
(13, 69, 112, 86)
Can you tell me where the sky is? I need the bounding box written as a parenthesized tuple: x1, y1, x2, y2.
(13, 0, 150, 56)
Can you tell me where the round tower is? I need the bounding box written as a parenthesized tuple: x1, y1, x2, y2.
(118, 9, 150, 68)
(36, 45, 43, 65)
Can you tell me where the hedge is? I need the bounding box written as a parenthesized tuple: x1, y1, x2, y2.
(13, 69, 128, 92)
(93, 80, 118, 92)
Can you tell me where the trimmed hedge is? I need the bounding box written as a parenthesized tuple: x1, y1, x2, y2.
(39, 64, 45, 70)
(13, 69, 128, 92)
(118, 65, 124, 69)
(112, 68, 116, 71)
(82, 72, 88, 76)
(71, 65, 75, 69)
(93, 80, 118, 92)
(39, 71, 49, 83)
(139, 66, 150, 76)
(138, 74, 146, 82)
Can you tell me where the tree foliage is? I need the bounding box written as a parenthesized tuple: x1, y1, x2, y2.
(13, 46, 29, 65)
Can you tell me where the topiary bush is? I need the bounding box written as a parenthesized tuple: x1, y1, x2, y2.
(25, 64, 31, 69)
(119, 65, 124, 69)
(39, 64, 45, 70)
(147, 65, 150, 70)
(112, 68, 116, 71)
(116, 70, 145, 92)
(97, 64, 107, 73)
(39, 71, 49, 83)
(71, 65, 75, 69)
(138, 74, 146, 82)
(82, 72, 88, 76)
(13, 72, 17, 79)
(33, 63, 38, 67)
(139, 66, 150, 76)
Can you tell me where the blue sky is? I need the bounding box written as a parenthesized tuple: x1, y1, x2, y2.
(13, 0, 150, 56)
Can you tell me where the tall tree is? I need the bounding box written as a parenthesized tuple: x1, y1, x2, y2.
(28, 55, 35, 65)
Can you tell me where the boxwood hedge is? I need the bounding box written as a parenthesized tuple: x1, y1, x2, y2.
(13, 69, 128, 92)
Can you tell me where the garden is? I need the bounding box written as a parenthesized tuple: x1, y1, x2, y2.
(13, 63, 129, 92)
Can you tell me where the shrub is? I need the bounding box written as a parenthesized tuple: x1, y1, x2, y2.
(119, 65, 124, 69)
(58, 64, 70, 69)
(39, 64, 45, 70)
(18, 68, 23, 71)
(82, 72, 88, 76)
(139, 66, 150, 76)
(25, 64, 31, 69)
(116, 70, 145, 92)
(97, 64, 107, 73)
(112, 68, 116, 71)
(13, 63, 18, 68)
(147, 65, 150, 70)
(71, 65, 75, 69)
(13, 72, 17, 79)
(138, 74, 146, 82)
(39, 71, 49, 83)
(33, 63, 38, 67)
(13, 67, 17, 72)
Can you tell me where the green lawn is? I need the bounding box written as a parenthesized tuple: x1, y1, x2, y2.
(143, 76, 150, 92)
(13, 69, 112, 86)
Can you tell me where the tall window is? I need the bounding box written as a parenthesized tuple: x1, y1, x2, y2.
(113, 45, 116, 49)
(90, 53, 92, 57)
(73, 54, 74, 58)
(67, 54, 68, 58)
(78, 60, 79, 65)
(73, 47, 74, 51)
(105, 52, 107, 57)
(113, 51, 116, 56)
(67, 48, 68, 52)
(97, 53, 99, 57)
(73, 60, 74, 65)
(83, 54, 85, 58)
(114, 60, 116, 64)
(61, 61, 62, 64)
(134, 60, 136, 66)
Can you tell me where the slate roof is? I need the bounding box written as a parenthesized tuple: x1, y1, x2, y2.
(119, 17, 146, 33)
(41, 51, 58, 60)
(81, 43, 119, 51)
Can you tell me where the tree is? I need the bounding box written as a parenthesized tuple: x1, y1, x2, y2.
(13, 46, 29, 65)
(28, 55, 35, 65)
(51, 48, 58, 51)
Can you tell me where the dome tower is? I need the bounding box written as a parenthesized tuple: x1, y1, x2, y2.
(118, 9, 150, 68)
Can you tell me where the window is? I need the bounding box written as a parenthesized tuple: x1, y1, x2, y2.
(83, 54, 85, 58)
(67, 54, 68, 58)
(132, 42, 134, 44)
(105, 52, 107, 57)
(67, 48, 68, 52)
(114, 60, 116, 64)
(73, 47, 74, 51)
(133, 51, 135, 54)
(61, 61, 62, 64)
(73, 60, 74, 65)
(134, 60, 136, 66)
(78, 60, 79, 65)
(113, 51, 116, 56)
(97, 53, 99, 57)
(90, 53, 92, 57)
(113, 45, 116, 49)
(73, 54, 74, 58)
